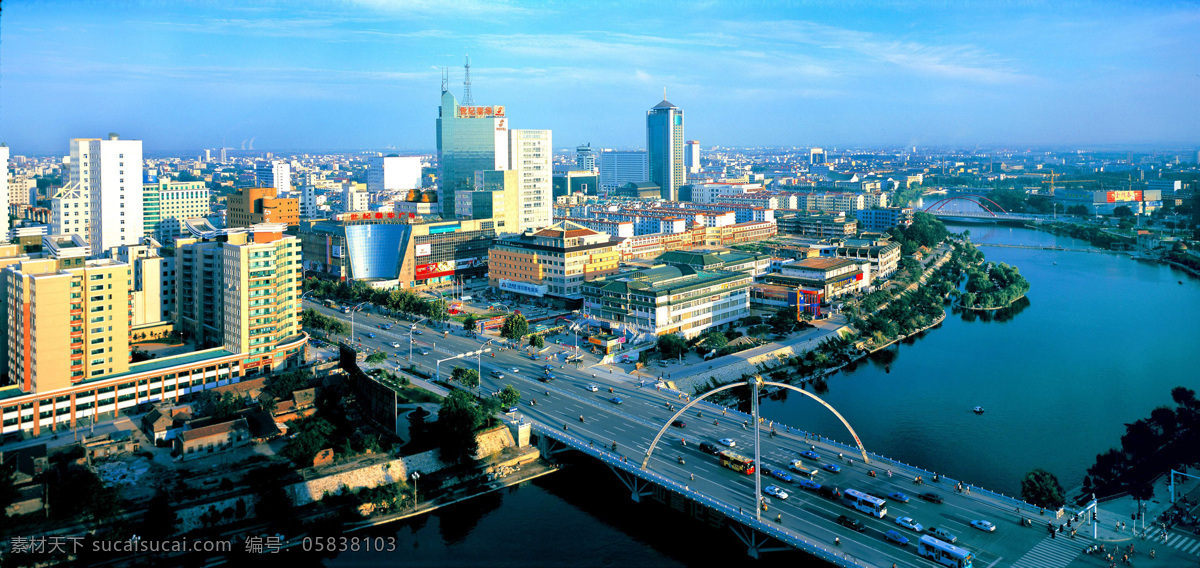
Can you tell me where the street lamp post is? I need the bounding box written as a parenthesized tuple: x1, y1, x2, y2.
(408, 324, 416, 361)
(478, 339, 496, 384)
(348, 300, 371, 344)
(410, 471, 421, 507)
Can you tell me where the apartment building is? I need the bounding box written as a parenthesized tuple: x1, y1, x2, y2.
(489, 221, 620, 305)
(581, 264, 751, 339)
(227, 187, 299, 228)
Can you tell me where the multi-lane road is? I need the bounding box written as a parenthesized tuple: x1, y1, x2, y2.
(305, 299, 1172, 568)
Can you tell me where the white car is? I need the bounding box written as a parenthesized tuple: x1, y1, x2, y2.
(895, 516, 923, 532)
(585, 384, 599, 392)
(718, 438, 736, 447)
(389, 342, 402, 348)
(510, 367, 520, 373)
(491, 371, 505, 378)
(763, 485, 789, 500)
(970, 520, 996, 532)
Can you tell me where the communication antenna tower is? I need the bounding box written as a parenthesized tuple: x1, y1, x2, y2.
(463, 55, 474, 105)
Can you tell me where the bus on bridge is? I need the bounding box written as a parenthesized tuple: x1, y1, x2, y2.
(718, 450, 755, 474)
(918, 535, 973, 568)
(842, 488, 887, 518)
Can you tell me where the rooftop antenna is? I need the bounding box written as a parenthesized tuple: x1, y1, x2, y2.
(440, 67, 448, 94)
(463, 55, 473, 105)
(663, 87, 667, 101)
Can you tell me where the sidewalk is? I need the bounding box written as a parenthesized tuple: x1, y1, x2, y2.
(1087, 473, 1200, 543)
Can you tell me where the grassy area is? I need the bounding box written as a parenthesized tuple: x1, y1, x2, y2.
(449, 311, 504, 323)
(397, 385, 442, 404)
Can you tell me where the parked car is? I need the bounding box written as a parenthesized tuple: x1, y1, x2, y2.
(837, 515, 865, 532)
(919, 492, 944, 504)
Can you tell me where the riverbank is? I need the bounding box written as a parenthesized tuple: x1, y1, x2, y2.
(956, 294, 1026, 312)
(867, 311, 947, 353)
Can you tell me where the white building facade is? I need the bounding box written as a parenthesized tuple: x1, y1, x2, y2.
(367, 156, 422, 192)
(510, 129, 553, 233)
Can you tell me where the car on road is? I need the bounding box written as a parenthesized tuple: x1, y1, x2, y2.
(543, 364, 555, 371)
(883, 530, 909, 546)
(836, 515, 865, 532)
(717, 438, 736, 447)
(364, 332, 376, 339)
(510, 367, 520, 373)
(767, 469, 793, 483)
(919, 492, 944, 504)
(816, 485, 840, 500)
(970, 520, 996, 532)
(796, 479, 820, 491)
(698, 442, 720, 455)
(763, 486, 789, 500)
(821, 463, 842, 474)
(887, 492, 910, 503)
(894, 517, 923, 532)
(491, 371, 505, 378)
(412, 330, 423, 335)
(926, 526, 957, 543)
(390, 342, 402, 348)
(419, 349, 430, 355)
(671, 420, 686, 428)
(609, 397, 623, 405)
(585, 384, 599, 392)
(799, 450, 820, 461)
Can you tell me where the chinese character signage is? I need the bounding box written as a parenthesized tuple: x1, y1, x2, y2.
(456, 105, 506, 118)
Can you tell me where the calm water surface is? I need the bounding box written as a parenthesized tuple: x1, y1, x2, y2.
(331, 223, 1200, 566)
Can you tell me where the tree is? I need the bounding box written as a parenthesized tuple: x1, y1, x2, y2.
(365, 352, 387, 364)
(529, 334, 545, 348)
(437, 390, 485, 463)
(499, 385, 521, 407)
(500, 313, 529, 342)
(1020, 468, 1065, 509)
(462, 314, 477, 333)
(698, 330, 728, 350)
(451, 366, 480, 388)
(768, 305, 798, 334)
(1067, 204, 1090, 216)
(198, 390, 242, 420)
(281, 417, 336, 466)
(142, 489, 178, 539)
(656, 334, 688, 360)
(1113, 205, 1133, 218)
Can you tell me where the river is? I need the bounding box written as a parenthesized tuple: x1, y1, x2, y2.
(330, 223, 1200, 566)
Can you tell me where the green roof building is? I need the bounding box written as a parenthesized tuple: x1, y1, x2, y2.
(581, 263, 751, 339)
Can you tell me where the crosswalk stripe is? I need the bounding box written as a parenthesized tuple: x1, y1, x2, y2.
(1184, 539, 1200, 554)
(1168, 534, 1183, 546)
(1172, 536, 1190, 549)
(1010, 537, 1087, 568)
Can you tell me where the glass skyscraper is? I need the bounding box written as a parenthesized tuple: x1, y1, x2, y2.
(436, 90, 509, 218)
(647, 98, 685, 201)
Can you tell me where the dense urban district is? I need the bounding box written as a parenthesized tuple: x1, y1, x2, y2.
(0, 73, 1198, 567)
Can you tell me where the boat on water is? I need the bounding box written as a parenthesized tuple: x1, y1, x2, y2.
(973, 406, 985, 415)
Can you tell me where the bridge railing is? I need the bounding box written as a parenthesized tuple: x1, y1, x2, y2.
(530, 422, 867, 567)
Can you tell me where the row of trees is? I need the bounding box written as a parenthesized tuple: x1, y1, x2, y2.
(303, 278, 449, 326)
(1083, 386, 1200, 501)
(888, 212, 950, 256)
(959, 261, 1031, 309)
(302, 308, 349, 336)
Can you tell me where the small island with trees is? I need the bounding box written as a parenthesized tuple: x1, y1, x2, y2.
(958, 260, 1031, 310)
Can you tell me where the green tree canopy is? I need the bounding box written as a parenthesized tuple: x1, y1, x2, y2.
(529, 334, 545, 348)
(1020, 468, 1065, 509)
(437, 390, 485, 463)
(451, 366, 480, 388)
(500, 313, 530, 341)
(365, 352, 387, 364)
(657, 334, 688, 360)
(462, 314, 477, 332)
(499, 385, 521, 407)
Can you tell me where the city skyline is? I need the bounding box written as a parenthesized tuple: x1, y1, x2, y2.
(1, 1, 1199, 155)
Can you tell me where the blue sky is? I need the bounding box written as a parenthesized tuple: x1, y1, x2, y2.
(1, 0, 1198, 155)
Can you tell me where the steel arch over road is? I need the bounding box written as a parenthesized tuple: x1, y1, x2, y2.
(922, 195, 1010, 217)
(640, 377, 871, 470)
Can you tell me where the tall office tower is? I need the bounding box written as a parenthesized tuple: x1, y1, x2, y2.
(5, 235, 132, 393)
(227, 187, 299, 228)
(436, 87, 508, 218)
(204, 149, 212, 162)
(256, 160, 292, 193)
(143, 178, 211, 242)
(684, 140, 701, 174)
(598, 150, 649, 190)
(810, 147, 826, 165)
(576, 143, 597, 173)
(509, 129, 553, 232)
(219, 147, 228, 164)
(175, 226, 301, 356)
(65, 135, 144, 254)
(470, 170, 521, 234)
(299, 184, 320, 219)
(0, 144, 9, 241)
(367, 156, 422, 192)
(647, 97, 685, 201)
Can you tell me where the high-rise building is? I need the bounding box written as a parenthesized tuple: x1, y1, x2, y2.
(647, 98, 685, 201)
(175, 225, 301, 356)
(685, 140, 701, 174)
(113, 240, 176, 334)
(0, 145, 9, 240)
(509, 129, 553, 232)
(299, 184, 321, 219)
(576, 143, 597, 173)
(5, 235, 132, 393)
(219, 147, 228, 164)
(489, 221, 620, 305)
(342, 186, 370, 212)
(468, 170, 520, 234)
(598, 150, 649, 190)
(61, 134, 144, 254)
(142, 178, 211, 243)
(810, 148, 826, 165)
(436, 89, 509, 218)
(227, 187, 299, 228)
(255, 160, 292, 193)
(367, 156, 422, 192)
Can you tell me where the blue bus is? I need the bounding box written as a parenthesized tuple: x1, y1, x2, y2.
(918, 535, 973, 568)
(842, 488, 887, 518)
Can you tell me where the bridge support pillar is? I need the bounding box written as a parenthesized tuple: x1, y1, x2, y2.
(728, 522, 790, 560)
(605, 463, 654, 503)
(535, 432, 568, 458)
